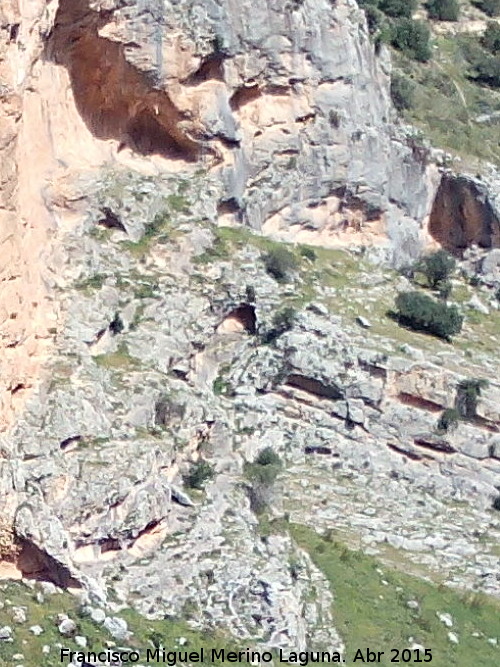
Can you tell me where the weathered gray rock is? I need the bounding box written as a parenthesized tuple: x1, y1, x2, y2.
(103, 617, 130, 641)
(58, 619, 77, 636)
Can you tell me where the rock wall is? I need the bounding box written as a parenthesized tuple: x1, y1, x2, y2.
(0, 0, 440, 429)
(1, 0, 500, 650)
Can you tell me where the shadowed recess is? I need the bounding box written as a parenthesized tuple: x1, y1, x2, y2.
(429, 175, 500, 256)
(45, 0, 202, 161)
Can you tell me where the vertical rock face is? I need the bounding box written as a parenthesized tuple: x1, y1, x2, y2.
(2, 0, 500, 649)
(0, 0, 60, 431)
(78, 0, 439, 260)
(0, 0, 441, 430)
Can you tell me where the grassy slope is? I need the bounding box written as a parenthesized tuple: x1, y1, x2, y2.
(292, 525, 500, 667)
(4, 524, 500, 666)
(0, 581, 229, 667)
(394, 3, 500, 168)
(397, 35, 500, 167)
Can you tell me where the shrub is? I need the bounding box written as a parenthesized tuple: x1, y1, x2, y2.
(299, 245, 317, 262)
(391, 72, 416, 110)
(456, 378, 489, 420)
(245, 447, 283, 514)
(262, 246, 298, 283)
(474, 53, 500, 87)
(394, 291, 463, 339)
(437, 280, 452, 301)
(426, 0, 459, 21)
(261, 307, 297, 344)
(437, 407, 460, 433)
(473, 0, 500, 17)
(362, 5, 388, 35)
(482, 21, 500, 54)
(460, 35, 500, 87)
(416, 250, 456, 289)
(391, 19, 432, 62)
(379, 0, 417, 18)
(245, 285, 256, 303)
(183, 460, 215, 490)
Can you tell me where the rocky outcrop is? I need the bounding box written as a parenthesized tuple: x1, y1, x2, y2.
(2, 0, 500, 652)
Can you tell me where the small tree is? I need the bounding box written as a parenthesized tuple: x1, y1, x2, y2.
(437, 280, 452, 301)
(244, 447, 282, 514)
(391, 19, 432, 62)
(183, 460, 215, 490)
(261, 307, 297, 344)
(262, 246, 298, 283)
(482, 21, 500, 54)
(426, 0, 460, 21)
(436, 407, 460, 433)
(391, 72, 416, 111)
(456, 378, 489, 420)
(394, 291, 463, 340)
(417, 250, 456, 290)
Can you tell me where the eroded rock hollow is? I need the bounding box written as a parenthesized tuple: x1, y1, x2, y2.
(429, 174, 500, 255)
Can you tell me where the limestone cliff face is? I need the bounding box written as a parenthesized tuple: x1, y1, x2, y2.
(1, 0, 500, 650)
(0, 0, 440, 430)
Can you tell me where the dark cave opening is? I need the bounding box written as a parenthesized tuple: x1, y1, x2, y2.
(428, 175, 500, 256)
(16, 538, 82, 589)
(45, 0, 202, 161)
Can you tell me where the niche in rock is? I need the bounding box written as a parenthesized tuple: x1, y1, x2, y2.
(154, 396, 186, 428)
(46, 0, 203, 161)
(216, 304, 257, 334)
(429, 175, 500, 256)
(15, 539, 81, 589)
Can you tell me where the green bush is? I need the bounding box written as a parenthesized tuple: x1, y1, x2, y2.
(390, 72, 416, 110)
(261, 307, 297, 344)
(474, 53, 500, 87)
(183, 460, 215, 490)
(473, 0, 500, 17)
(460, 34, 500, 87)
(364, 6, 387, 35)
(262, 246, 298, 283)
(299, 245, 317, 262)
(482, 21, 500, 54)
(244, 447, 283, 514)
(416, 250, 456, 289)
(436, 407, 460, 433)
(426, 0, 459, 21)
(394, 291, 463, 339)
(379, 0, 417, 18)
(391, 19, 432, 62)
(456, 378, 489, 420)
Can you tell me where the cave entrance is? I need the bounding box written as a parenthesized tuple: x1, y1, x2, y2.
(45, 0, 202, 161)
(216, 304, 257, 334)
(428, 175, 500, 256)
(11, 538, 82, 589)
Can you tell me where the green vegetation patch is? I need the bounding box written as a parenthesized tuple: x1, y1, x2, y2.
(291, 524, 500, 667)
(393, 32, 500, 166)
(93, 342, 141, 371)
(0, 581, 230, 667)
(73, 274, 107, 293)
